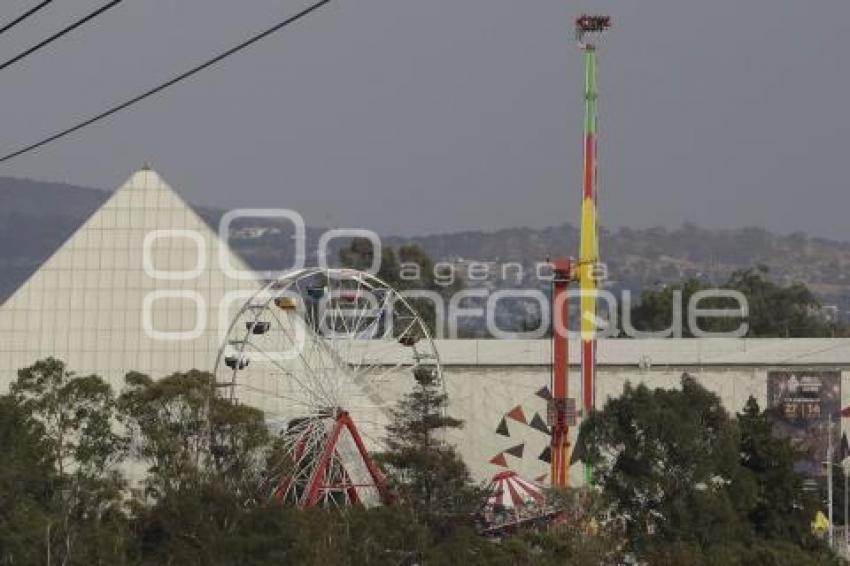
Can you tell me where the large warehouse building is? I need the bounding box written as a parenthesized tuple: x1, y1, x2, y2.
(1, 169, 848, 486)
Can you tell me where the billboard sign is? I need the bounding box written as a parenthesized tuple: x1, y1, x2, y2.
(767, 370, 841, 479)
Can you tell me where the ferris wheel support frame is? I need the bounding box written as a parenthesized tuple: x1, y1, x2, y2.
(303, 410, 391, 507)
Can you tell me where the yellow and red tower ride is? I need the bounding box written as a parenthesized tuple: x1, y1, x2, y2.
(548, 15, 610, 489)
(577, 14, 609, 484)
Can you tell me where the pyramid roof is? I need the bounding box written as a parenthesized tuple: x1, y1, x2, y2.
(0, 168, 259, 390)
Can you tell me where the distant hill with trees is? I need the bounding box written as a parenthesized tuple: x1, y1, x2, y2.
(0, 178, 108, 300)
(3, 176, 850, 320)
(387, 224, 850, 313)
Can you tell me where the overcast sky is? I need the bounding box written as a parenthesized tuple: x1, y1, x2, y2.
(0, 0, 848, 238)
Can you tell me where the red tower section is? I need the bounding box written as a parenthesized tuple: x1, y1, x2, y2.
(549, 259, 575, 487)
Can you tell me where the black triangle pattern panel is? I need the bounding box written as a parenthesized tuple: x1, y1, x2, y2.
(504, 443, 525, 458)
(495, 417, 510, 437)
(529, 412, 549, 434)
(535, 386, 552, 401)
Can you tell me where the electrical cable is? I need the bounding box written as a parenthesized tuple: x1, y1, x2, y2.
(0, 0, 54, 37)
(0, 0, 123, 73)
(0, 0, 333, 165)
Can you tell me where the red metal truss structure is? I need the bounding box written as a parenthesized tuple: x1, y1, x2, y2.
(272, 410, 390, 508)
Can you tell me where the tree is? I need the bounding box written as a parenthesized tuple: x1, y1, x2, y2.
(119, 370, 277, 564)
(10, 358, 127, 565)
(627, 278, 707, 336)
(737, 397, 819, 545)
(507, 491, 624, 565)
(0, 395, 55, 565)
(578, 375, 751, 554)
(339, 236, 399, 284)
(339, 238, 463, 336)
(726, 267, 837, 337)
(578, 375, 840, 563)
(377, 367, 480, 535)
(627, 267, 848, 337)
(11, 358, 126, 484)
(118, 370, 270, 499)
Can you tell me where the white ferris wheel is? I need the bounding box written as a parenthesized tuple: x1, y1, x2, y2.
(214, 268, 442, 508)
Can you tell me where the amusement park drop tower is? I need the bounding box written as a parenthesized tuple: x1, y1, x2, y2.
(549, 15, 611, 489)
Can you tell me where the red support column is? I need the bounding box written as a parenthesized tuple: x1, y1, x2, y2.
(304, 414, 347, 507)
(550, 259, 572, 488)
(341, 411, 391, 504)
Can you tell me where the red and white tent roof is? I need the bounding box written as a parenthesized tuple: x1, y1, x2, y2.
(486, 470, 545, 511)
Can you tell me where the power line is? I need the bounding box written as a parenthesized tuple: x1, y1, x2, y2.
(0, 0, 333, 165)
(0, 0, 124, 73)
(0, 0, 54, 37)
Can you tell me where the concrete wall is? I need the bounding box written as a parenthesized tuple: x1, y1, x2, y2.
(4, 328, 848, 486)
(434, 339, 850, 485)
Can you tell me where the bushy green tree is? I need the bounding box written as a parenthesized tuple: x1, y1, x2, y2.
(118, 370, 270, 500)
(578, 375, 839, 563)
(727, 267, 837, 337)
(13, 358, 841, 564)
(339, 239, 463, 336)
(626, 267, 848, 337)
(11, 358, 126, 483)
(507, 508, 623, 566)
(627, 277, 707, 336)
(0, 395, 55, 565)
(579, 375, 752, 553)
(9, 358, 128, 565)
(119, 370, 275, 564)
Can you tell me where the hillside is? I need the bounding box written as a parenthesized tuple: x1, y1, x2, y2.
(391, 224, 850, 309)
(2, 177, 850, 316)
(0, 178, 110, 300)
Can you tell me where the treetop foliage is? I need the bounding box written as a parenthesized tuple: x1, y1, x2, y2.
(0, 359, 841, 564)
(578, 374, 838, 564)
(628, 267, 848, 337)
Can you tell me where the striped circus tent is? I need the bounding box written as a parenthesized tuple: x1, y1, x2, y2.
(485, 470, 545, 514)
